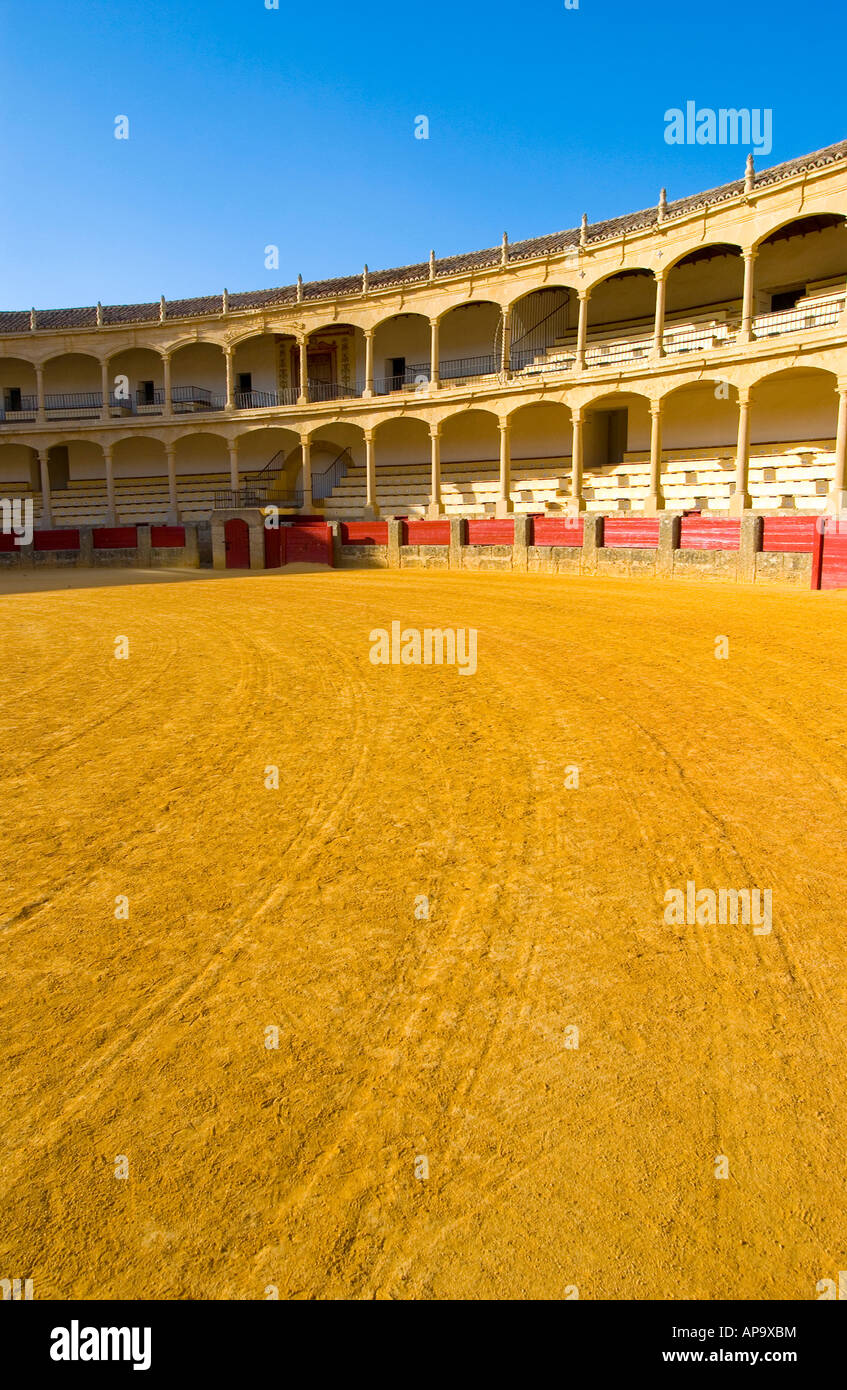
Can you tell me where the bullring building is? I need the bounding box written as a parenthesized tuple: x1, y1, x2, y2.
(2, 138, 846, 527)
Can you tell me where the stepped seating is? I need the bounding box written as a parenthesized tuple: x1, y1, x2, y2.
(7, 473, 229, 527)
(322, 458, 572, 519)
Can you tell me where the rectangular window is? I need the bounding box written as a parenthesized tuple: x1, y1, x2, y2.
(237, 372, 252, 393)
(771, 288, 802, 312)
(140, 380, 155, 404)
(7, 386, 22, 411)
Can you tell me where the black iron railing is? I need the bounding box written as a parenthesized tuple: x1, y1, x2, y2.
(172, 385, 225, 410)
(235, 389, 279, 409)
(312, 448, 350, 501)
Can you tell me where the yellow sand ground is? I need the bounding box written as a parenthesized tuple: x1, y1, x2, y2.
(1, 567, 846, 1301)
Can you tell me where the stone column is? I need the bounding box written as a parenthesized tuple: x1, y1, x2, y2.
(645, 400, 664, 514)
(163, 353, 172, 414)
(363, 431, 379, 519)
(740, 249, 757, 343)
(103, 444, 118, 524)
(730, 387, 751, 516)
(575, 291, 589, 370)
(427, 425, 442, 517)
(166, 445, 179, 522)
(429, 318, 440, 389)
(35, 364, 45, 423)
(101, 360, 111, 421)
(496, 421, 513, 517)
(229, 442, 239, 495)
(500, 305, 511, 375)
(656, 513, 680, 578)
(568, 407, 585, 513)
(828, 385, 847, 512)
(301, 436, 313, 512)
(513, 513, 530, 570)
(363, 329, 374, 398)
(38, 449, 52, 527)
(652, 271, 667, 357)
(298, 338, 309, 405)
(387, 518, 402, 568)
(225, 346, 235, 411)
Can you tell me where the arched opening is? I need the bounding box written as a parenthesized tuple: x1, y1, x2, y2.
(582, 391, 652, 511)
(173, 432, 230, 516)
(236, 426, 302, 505)
(438, 302, 500, 385)
(0, 442, 37, 492)
(753, 215, 847, 338)
(170, 342, 226, 413)
(507, 401, 574, 511)
(372, 417, 431, 517)
(107, 348, 165, 417)
(232, 333, 287, 409)
(663, 245, 744, 354)
(302, 324, 364, 401)
(111, 437, 169, 522)
(660, 380, 740, 512)
(508, 287, 576, 375)
(585, 270, 655, 366)
(0, 357, 37, 422)
(749, 367, 839, 511)
(372, 314, 430, 394)
(440, 408, 500, 514)
(43, 353, 102, 419)
(309, 423, 366, 518)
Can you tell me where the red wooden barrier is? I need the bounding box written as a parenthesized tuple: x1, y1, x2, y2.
(679, 517, 741, 551)
(34, 529, 81, 550)
(93, 526, 137, 549)
(264, 527, 282, 569)
(285, 523, 332, 565)
(603, 517, 660, 549)
(341, 521, 388, 545)
(466, 518, 515, 545)
(761, 516, 817, 553)
(0, 530, 18, 551)
(532, 516, 583, 547)
(816, 516, 847, 590)
(404, 520, 450, 545)
(150, 525, 186, 548)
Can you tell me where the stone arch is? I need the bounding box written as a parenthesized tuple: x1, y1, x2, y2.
(436, 302, 501, 383)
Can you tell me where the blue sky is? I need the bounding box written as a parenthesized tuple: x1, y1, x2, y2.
(0, 0, 842, 309)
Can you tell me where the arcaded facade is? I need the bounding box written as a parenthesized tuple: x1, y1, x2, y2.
(2, 139, 847, 528)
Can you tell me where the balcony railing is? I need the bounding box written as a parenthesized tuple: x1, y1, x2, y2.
(214, 486, 303, 510)
(439, 354, 497, 383)
(0, 394, 37, 420)
(235, 389, 280, 410)
(44, 391, 103, 417)
(172, 385, 225, 411)
(752, 297, 845, 339)
(306, 380, 361, 402)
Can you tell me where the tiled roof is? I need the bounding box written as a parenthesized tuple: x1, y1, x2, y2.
(2, 138, 845, 336)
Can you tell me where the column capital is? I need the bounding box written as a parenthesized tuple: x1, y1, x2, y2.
(742, 246, 757, 260)
(102, 442, 113, 458)
(836, 380, 847, 397)
(498, 419, 510, 433)
(363, 325, 374, 339)
(429, 315, 440, 328)
(653, 266, 667, 283)
(228, 440, 238, 454)
(649, 399, 663, 417)
(429, 422, 441, 439)
(363, 429, 374, 444)
(571, 405, 583, 424)
(577, 287, 590, 301)
(736, 385, 751, 407)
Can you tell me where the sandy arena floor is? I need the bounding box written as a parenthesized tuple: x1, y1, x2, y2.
(1, 566, 846, 1300)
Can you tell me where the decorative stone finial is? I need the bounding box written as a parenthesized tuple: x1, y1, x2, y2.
(362, 264, 370, 293)
(30, 307, 36, 331)
(501, 232, 509, 266)
(223, 288, 229, 313)
(580, 213, 588, 248)
(429, 249, 435, 281)
(657, 188, 667, 223)
(96, 301, 103, 326)
(159, 295, 166, 322)
(745, 153, 755, 194)
(296, 274, 303, 303)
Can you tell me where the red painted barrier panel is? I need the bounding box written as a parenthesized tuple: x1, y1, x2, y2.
(341, 521, 388, 545)
(264, 526, 282, 569)
(466, 518, 515, 545)
(761, 516, 818, 553)
(532, 517, 584, 547)
(603, 517, 660, 549)
(679, 517, 741, 551)
(816, 516, 847, 590)
(93, 526, 137, 549)
(34, 529, 80, 551)
(285, 523, 332, 565)
(404, 520, 450, 545)
(150, 525, 186, 548)
(0, 530, 17, 551)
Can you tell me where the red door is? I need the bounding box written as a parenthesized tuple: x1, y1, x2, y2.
(284, 523, 332, 565)
(264, 526, 282, 569)
(224, 518, 250, 568)
(813, 517, 847, 590)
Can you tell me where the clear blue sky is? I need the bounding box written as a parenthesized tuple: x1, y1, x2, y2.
(0, 0, 842, 309)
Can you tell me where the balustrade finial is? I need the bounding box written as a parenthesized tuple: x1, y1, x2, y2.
(657, 187, 667, 224)
(159, 295, 166, 322)
(30, 307, 36, 331)
(362, 264, 370, 293)
(223, 288, 229, 313)
(501, 232, 509, 266)
(745, 153, 755, 194)
(429, 249, 435, 280)
(580, 213, 588, 247)
(297, 274, 303, 303)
